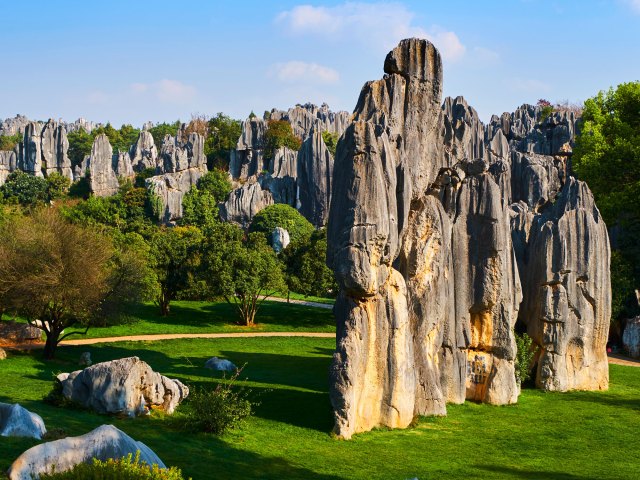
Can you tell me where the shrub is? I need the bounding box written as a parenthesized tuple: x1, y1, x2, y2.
(39, 451, 187, 480)
(515, 332, 537, 385)
(0, 170, 49, 205)
(183, 369, 254, 435)
(321, 131, 339, 157)
(248, 203, 314, 246)
(0, 132, 22, 151)
(263, 120, 302, 160)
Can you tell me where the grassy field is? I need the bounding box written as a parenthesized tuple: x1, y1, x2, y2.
(1, 337, 639, 479)
(48, 300, 335, 339)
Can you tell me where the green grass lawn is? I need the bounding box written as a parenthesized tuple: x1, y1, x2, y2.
(272, 292, 336, 305)
(1, 337, 639, 479)
(52, 300, 335, 339)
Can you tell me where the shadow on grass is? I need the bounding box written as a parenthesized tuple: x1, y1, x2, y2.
(475, 465, 599, 479)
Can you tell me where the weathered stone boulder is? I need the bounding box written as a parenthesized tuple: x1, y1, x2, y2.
(520, 178, 610, 391)
(57, 357, 189, 416)
(40, 120, 73, 180)
(0, 403, 46, 440)
(623, 316, 640, 358)
(0, 149, 18, 185)
(146, 168, 205, 224)
(19, 122, 43, 176)
(204, 357, 237, 372)
(0, 348, 6, 360)
(7, 424, 165, 480)
(262, 146, 298, 206)
(219, 179, 274, 228)
(271, 227, 290, 253)
(230, 118, 266, 180)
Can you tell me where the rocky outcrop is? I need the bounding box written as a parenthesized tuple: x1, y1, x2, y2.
(0, 149, 18, 185)
(227, 104, 348, 227)
(623, 316, 640, 358)
(18, 122, 43, 176)
(521, 178, 610, 391)
(146, 133, 207, 223)
(0, 115, 30, 136)
(271, 227, 290, 253)
(326, 38, 610, 439)
(130, 130, 158, 171)
(57, 357, 189, 416)
(40, 120, 73, 179)
(0, 403, 46, 440)
(219, 179, 274, 228)
(85, 134, 119, 196)
(7, 424, 165, 480)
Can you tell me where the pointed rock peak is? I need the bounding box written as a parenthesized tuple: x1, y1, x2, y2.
(383, 38, 442, 84)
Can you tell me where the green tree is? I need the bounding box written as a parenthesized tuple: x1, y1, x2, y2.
(263, 120, 302, 160)
(208, 233, 287, 326)
(0, 171, 49, 206)
(205, 113, 242, 170)
(249, 204, 314, 245)
(281, 228, 337, 298)
(67, 128, 94, 167)
(45, 172, 71, 200)
(150, 226, 203, 316)
(321, 131, 339, 156)
(181, 171, 232, 228)
(0, 208, 146, 359)
(573, 81, 640, 323)
(0, 132, 22, 151)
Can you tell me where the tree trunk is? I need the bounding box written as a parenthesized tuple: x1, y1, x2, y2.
(159, 291, 171, 316)
(43, 331, 60, 360)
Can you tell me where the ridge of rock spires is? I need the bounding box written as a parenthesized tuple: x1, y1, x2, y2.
(223, 103, 350, 228)
(326, 38, 610, 439)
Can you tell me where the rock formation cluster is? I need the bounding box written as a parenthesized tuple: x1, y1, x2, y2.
(221, 103, 350, 227)
(326, 38, 611, 438)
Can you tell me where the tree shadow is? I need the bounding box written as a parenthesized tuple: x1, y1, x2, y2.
(475, 465, 600, 480)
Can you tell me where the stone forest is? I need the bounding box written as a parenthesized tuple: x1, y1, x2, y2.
(1, 19, 639, 480)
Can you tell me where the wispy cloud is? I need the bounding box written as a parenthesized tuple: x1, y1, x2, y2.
(275, 2, 466, 62)
(507, 77, 551, 94)
(622, 0, 640, 13)
(129, 79, 197, 103)
(269, 61, 340, 84)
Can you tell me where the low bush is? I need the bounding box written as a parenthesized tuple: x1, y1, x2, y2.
(183, 368, 254, 435)
(39, 452, 187, 480)
(515, 332, 537, 385)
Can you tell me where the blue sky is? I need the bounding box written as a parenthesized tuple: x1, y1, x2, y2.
(1, 0, 638, 126)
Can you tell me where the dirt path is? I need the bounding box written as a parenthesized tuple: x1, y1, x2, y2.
(607, 353, 640, 367)
(5, 332, 335, 350)
(268, 297, 333, 309)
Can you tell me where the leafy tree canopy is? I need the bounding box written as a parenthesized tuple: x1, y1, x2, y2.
(249, 204, 314, 246)
(321, 131, 339, 157)
(263, 120, 302, 160)
(148, 121, 181, 150)
(205, 113, 242, 170)
(0, 132, 22, 151)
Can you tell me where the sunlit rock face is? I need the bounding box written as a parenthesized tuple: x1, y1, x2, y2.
(326, 38, 610, 439)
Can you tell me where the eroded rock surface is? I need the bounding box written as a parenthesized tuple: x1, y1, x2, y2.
(327, 38, 610, 438)
(0, 403, 46, 440)
(8, 424, 164, 480)
(57, 357, 188, 416)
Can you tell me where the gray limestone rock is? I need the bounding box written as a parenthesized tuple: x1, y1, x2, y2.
(623, 316, 640, 358)
(0, 403, 46, 440)
(520, 178, 610, 391)
(262, 146, 298, 206)
(19, 122, 43, 176)
(58, 357, 189, 416)
(297, 127, 334, 226)
(204, 357, 237, 372)
(230, 118, 266, 180)
(0, 348, 6, 360)
(41, 120, 73, 180)
(271, 227, 290, 253)
(0, 149, 18, 185)
(219, 180, 274, 228)
(7, 424, 165, 480)
(326, 37, 608, 439)
(146, 168, 205, 224)
(87, 134, 119, 197)
(130, 130, 158, 171)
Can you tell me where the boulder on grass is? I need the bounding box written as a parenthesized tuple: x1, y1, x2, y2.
(57, 357, 188, 416)
(204, 357, 237, 372)
(0, 347, 6, 360)
(7, 424, 165, 480)
(623, 316, 640, 358)
(0, 403, 46, 440)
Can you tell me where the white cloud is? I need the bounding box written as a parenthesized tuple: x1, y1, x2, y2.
(276, 2, 466, 62)
(269, 61, 340, 84)
(623, 0, 640, 13)
(507, 78, 551, 94)
(129, 79, 197, 103)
